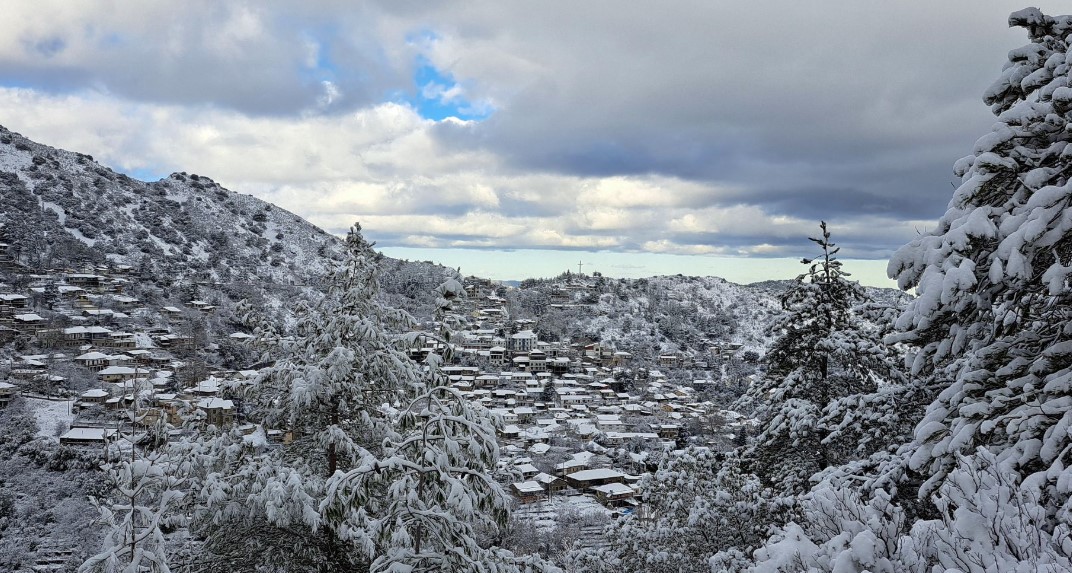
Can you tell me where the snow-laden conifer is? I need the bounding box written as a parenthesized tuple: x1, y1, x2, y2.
(604, 449, 788, 573)
(81, 387, 184, 573)
(740, 223, 902, 493)
(323, 275, 557, 573)
(887, 8, 1072, 523)
(79, 453, 184, 573)
(187, 224, 422, 572)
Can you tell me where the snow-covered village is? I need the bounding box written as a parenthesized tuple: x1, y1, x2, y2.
(3, 4, 1072, 573)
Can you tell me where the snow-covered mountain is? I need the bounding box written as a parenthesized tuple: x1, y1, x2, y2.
(0, 125, 346, 306)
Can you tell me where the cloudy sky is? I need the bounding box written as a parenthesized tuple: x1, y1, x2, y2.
(0, 2, 1060, 285)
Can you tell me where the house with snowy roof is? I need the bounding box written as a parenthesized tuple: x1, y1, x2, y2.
(564, 468, 627, 491)
(60, 426, 117, 446)
(74, 351, 112, 370)
(592, 482, 636, 507)
(97, 365, 141, 383)
(196, 397, 235, 427)
(0, 293, 28, 311)
(11, 313, 46, 335)
(508, 330, 537, 354)
(511, 481, 546, 504)
(66, 274, 104, 288)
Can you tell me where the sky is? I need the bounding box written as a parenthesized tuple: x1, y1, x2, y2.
(0, 2, 1062, 287)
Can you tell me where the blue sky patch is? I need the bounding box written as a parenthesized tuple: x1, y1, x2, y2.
(396, 56, 491, 121)
(127, 166, 168, 182)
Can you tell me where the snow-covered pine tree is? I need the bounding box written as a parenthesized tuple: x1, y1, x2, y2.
(324, 276, 556, 573)
(737, 11, 1072, 571)
(887, 7, 1072, 527)
(740, 222, 902, 494)
(79, 452, 184, 573)
(603, 449, 788, 573)
(188, 224, 422, 572)
(81, 383, 183, 573)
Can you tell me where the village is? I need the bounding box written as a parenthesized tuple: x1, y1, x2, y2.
(0, 228, 757, 534)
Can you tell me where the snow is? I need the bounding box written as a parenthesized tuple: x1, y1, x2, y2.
(567, 468, 625, 481)
(27, 397, 76, 438)
(134, 332, 155, 348)
(65, 225, 97, 247)
(513, 494, 611, 533)
(41, 201, 67, 225)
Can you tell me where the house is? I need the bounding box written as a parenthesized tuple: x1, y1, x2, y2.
(63, 325, 112, 345)
(76, 388, 110, 410)
(553, 459, 588, 477)
(98, 365, 140, 383)
(103, 331, 137, 349)
(196, 397, 235, 427)
(498, 424, 521, 439)
(66, 274, 104, 288)
(511, 481, 546, 504)
(563, 468, 627, 491)
(0, 293, 28, 312)
(161, 306, 184, 319)
(658, 354, 682, 368)
(602, 431, 661, 446)
(657, 424, 683, 439)
(508, 330, 537, 354)
(111, 295, 140, 310)
(515, 463, 540, 479)
(550, 356, 572, 374)
(527, 350, 547, 373)
(74, 351, 112, 371)
(528, 442, 551, 455)
(59, 426, 117, 446)
(592, 482, 636, 507)
(156, 334, 193, 349)
(533, 472, 566, 497)
(514, 406, 536, 424)
(13, 313, 46, 333)
(0, 381, 16, 408)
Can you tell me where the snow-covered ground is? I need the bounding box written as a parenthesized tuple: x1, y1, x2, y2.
(135, 332, 155, 348)
(27, 397, 76, 438)
(514, 494, 611, 533)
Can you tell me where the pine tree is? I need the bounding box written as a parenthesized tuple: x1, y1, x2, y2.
(739, 11, 1072, 571)
(887, 7, 1072, 524)
(605, 449, 789, 573)
(188, 224, 422, 572)
(79, 453, 184, 573)
(324, 275, 556, 573)
(81, 382, 183, 573)
(740, 222, 902, 493)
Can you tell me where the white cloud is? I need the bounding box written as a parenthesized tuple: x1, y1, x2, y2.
(2, 1, 1061, 270)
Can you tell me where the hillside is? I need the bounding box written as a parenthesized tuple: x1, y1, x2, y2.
(0, 125, 348, 315)
(508, 274, 909, 367)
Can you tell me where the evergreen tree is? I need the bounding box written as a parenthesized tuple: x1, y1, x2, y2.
(605, 449, 789, 573)
(324, 276, 555, 573)
(81, 385, 183, 573)
(739, 10, 1072, 571)
(187, 224, 422, 572)
(79, 452, 184, 573)
(740, 222, 902, 493)
(887, 7, 1072, 525)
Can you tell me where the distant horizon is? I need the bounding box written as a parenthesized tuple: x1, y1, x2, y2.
(378, 246, 901, 289)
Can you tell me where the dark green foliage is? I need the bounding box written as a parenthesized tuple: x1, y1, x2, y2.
(740, 222, 903, 493)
